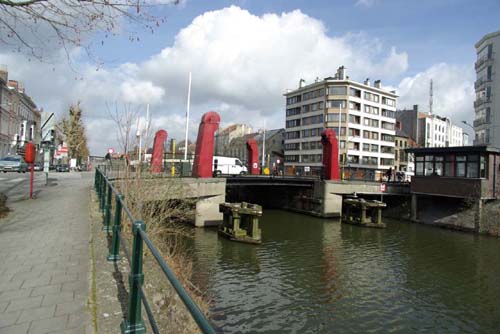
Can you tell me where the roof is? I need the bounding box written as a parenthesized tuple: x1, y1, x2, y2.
(475, 30, 500, 49)
(284, 78, 398, 98)
(406, 145, 500, 154)
(396, 128, 410, 138)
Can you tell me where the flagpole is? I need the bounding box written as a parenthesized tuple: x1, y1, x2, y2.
(184, 72, 192, 161)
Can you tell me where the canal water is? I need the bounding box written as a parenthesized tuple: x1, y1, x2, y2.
(189, 211, 500, 333)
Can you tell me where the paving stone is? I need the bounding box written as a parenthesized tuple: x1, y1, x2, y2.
(50, 273, 78, 285)
(0, 310, 21, 328)
(41, 292, 75, 307)
(17, 305, 55, 323)
(54, 300, 85, 317)
(21, 275, 52, 289)
(61, 281, 88, 294)
(0, 280, 24, 292)
(66, 312, 89, 330)
(30, 284, 62, 297)
(0, 322, 30, 334)
(1, 174, 92, 333)
(28, 314, 67, 334)
(0, 289, 33, 302)
(5, 296, 43, 312)
(11, 271, 44, 282)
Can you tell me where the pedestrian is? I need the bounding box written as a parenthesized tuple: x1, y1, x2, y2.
(386, 167, 392, 182)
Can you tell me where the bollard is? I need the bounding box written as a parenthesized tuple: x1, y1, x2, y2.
(107, 194, 123, 262)
(103, 183, 113, 232)
(121, 221, 147, 334)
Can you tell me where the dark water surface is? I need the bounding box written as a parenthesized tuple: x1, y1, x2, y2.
(189, 211, 500, 334)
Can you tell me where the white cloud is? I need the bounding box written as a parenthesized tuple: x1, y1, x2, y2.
(397, 63, 475, 126)
(355, 0, 380, 8)
(4, 5, 467, 155)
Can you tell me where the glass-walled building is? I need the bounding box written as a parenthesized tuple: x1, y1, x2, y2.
(406, 146, 500, 199)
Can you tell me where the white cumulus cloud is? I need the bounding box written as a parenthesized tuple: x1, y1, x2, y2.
(2, 6, 473, 155)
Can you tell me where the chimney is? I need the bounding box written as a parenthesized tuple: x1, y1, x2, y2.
(337, 66, 346, 80)
(374, 80, 381, 88)
(299, 78, 306, 88)
(364, 78, 370, 86)
(413, 105, 418, 112)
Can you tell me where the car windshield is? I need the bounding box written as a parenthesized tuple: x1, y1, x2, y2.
(1, 157, 20, 162)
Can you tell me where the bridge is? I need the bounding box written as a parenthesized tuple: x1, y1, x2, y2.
(225, 176, 410, 218)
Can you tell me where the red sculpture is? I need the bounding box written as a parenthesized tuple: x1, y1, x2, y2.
(151, 130, 168, 173)
(246, 138, 259, 175)
(321, 129, 340, 180)
(192, 111, 220, 178)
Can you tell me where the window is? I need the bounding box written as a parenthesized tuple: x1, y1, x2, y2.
(467, 154, 479, 178)
(286, 95, 301, 105)
(349, 88, 361, 97)
(328, 86, 347, 95)
(286, 107, 301, 116)
(456, 155, 466, 177)
(363, 143, 370, 151)
(371, 144, 379, 152)
(382, 97, 395, 106)
(326, 113, 346, 122)
(327, 100, 347, 108)
(480, 155, 486, 178)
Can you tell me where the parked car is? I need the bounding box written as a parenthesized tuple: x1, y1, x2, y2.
(33, 162, 44, 171)
(0, 156, 28, 173)
(56, 164, 70, 172)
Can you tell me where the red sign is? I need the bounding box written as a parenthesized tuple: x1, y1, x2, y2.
(380, 183, 386, 192)
(58, 147, 68, 153)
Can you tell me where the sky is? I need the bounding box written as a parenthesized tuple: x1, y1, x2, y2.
(1, 0, 499, 154)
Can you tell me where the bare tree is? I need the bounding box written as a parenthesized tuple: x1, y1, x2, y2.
(106, 101, 139, 157)
(0, 0, 180, 61)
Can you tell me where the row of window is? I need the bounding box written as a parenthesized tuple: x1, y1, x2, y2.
(284, 153, 394, 166)
(288, 86, 396, 107)
(286, 128, 395, 142)
(415, 154, 486, 178)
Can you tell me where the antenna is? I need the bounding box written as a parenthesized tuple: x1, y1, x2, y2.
(429, 79, 433, 115)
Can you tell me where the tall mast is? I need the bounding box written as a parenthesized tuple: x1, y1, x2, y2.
(184, 72, 192, 160)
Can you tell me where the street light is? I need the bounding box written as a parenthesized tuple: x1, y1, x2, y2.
(462, 120, 474, 130)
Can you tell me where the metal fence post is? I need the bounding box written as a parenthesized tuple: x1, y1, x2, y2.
(121, 221, 146, 334)
(100, 176, 106, 213)
(103, 183, 113, 232)
(96, 169, 101, 197)
(107, 194, 123, 262)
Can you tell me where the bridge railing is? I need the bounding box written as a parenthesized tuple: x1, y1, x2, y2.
(94, 166, 216, 334)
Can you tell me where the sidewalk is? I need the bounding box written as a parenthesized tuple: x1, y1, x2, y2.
(0, 172, 93, 334)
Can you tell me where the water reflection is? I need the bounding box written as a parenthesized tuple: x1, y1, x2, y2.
(188, 211, 500, 333)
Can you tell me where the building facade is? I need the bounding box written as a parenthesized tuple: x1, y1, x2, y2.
(223, 128, 285, 170)
(474, 30, 500, 147)
(0, 66, 40, 158)
(396, 105, 465, 148)
(284, 66, 397, 177)
(215, 124, 253, 156)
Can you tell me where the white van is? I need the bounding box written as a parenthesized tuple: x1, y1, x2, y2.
(213, 156, 248, 176)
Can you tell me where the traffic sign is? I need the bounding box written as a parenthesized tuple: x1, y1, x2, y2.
(380, 183, 386, 192)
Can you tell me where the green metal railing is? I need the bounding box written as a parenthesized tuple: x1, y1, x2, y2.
(94, 166, 216, 334)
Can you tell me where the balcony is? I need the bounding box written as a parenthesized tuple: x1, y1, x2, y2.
(473, 117, 490, 127)
(475, 56, 493, 70)
(474, 96, 492, 108)
(474, 77, 492, 89)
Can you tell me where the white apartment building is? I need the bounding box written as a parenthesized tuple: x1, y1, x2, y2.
(418, 113, 465, 148)
(284, 66, 397, 176)
(474, 30, 500, 147)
